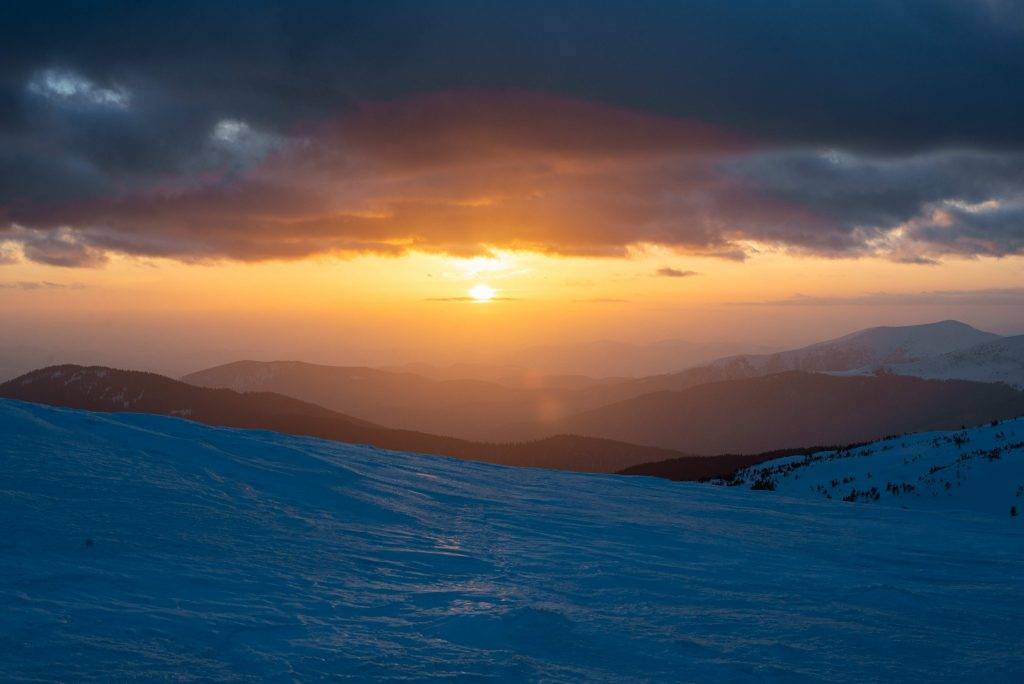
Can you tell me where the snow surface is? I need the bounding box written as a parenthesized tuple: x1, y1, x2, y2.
(736, 418, 1024, 517)
(2, 398, 1024, 681)
(888, 335, 1024, 389)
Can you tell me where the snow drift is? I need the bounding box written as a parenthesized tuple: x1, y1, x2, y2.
(2, 399, 1023, 681)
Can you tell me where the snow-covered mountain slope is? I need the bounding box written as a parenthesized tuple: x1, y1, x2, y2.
(607, 320, 1003, 398)
(2, 399, 1024, 681)
(710, 319, 999, 376)
(734, 417, 1024, 516)
(887, 334, 1024, 389)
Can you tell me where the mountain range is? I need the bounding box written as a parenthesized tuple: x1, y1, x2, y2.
(488, 338, 779, 377)
(9, 360, 1024, 475)
(4, 320, 1023, 477)
(589, 319, 1006, 398)
(182, 360, 593, 440)
(519, 371, 1024, 454)
(184, 321, 1024, 448)
(0, 365, 693, 473)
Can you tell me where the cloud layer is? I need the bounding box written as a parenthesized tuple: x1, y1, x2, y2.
(2, 2, 1023, 266)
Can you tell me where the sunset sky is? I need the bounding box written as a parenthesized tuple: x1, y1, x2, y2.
(3, 1, 1024, 374)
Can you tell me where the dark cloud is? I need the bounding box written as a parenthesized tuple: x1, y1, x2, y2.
(3, 1, 1021, 148)
(9, 227, 108, 267)
(901, 201, 1024, 259)
(2, 2, 1024, 266)
(656, 267, 699, 278)
(717, 150, 1024, 260)
(1, 92, 751, 262)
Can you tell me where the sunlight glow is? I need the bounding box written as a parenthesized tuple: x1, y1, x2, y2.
(451, 252, 519, 280)
(468, 283, 496, 302)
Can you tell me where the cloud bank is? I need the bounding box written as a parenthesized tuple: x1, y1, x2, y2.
(1, 1, 1023, 267)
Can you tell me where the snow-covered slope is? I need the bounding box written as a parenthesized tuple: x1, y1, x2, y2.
(888, 334, 1024, 389)
(735, 418, 1024, 516)
(2, 399, 1023, 681)
(615, 320, 1005, 397)
(710, 319, 999, 376)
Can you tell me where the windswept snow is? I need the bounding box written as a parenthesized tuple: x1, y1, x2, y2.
(735, 418, 1024, 516)
(2, 399, 1023, 681)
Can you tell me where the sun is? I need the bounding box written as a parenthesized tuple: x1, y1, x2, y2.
(468, 283, 496, 302)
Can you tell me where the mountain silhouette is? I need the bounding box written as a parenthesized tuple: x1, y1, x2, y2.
(0, 365, 696, 473)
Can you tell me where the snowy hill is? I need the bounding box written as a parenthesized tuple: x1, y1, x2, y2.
(709, 319, 999, 376)
(2, 399, 1023, 680)
(599, 320, 1003, 399)
(887, 334, 1024, 389)
(734, 418, 1024, 517)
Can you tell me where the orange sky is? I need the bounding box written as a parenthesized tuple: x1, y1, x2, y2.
(5, 5, 1024, 378)
(5, 89, 1024, 376)
(3, 244, 1023, 377)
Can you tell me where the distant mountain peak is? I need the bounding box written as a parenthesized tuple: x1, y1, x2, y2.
(887, 334, 1024, 389)
(704, 319, 1001, 375)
